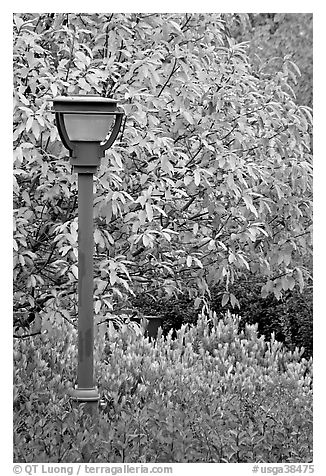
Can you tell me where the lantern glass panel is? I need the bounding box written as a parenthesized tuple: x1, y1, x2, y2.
(64, 114, 114, 142)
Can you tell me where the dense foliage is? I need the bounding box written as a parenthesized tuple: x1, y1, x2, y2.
(13, 14, 313, 463)
(132, 278, 313, 359)
(227, 13, 313, 108)
(13, 13, 312, 329)
(14, 311, 312, 463)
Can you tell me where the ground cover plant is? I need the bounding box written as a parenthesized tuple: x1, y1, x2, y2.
(14, 311, 312, 463)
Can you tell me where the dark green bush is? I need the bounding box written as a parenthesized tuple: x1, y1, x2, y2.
(210, 281, 313, 359)
(131, 293, 198, 335)
(132, 277, 312, 359)
(14, 310, 312, 463)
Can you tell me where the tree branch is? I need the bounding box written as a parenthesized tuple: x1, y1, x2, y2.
(158, 59, 179, 98)
(181, 14, 192, 31)
(13, 331, 42, 339)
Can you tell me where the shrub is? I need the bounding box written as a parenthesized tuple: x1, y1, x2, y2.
(131, 292, 198, 335)
(132, 278, 313, 359)
(14, 310, 312, 463)
(210, 279, 313, 359)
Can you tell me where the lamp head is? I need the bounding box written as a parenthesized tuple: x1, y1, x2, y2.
(52, 95, 124, 173)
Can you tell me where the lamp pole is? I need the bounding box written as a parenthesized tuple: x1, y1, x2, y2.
(77, 171, 96, 395)
(52, 96, 123, 410)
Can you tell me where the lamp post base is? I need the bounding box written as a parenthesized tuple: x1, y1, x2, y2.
(69, 386, 100, 402)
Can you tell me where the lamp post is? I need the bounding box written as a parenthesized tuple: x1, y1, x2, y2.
(52, 95, 123, 407)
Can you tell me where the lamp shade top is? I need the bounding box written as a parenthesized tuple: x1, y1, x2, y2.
(52, 95, 118, 114)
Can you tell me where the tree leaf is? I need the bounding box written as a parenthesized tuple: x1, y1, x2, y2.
(71, 265, 78, 279)
(194, 169, 201, 186)
(145, 203, 153, 222)
(222, 293, 229, 307)
(95, 300, 101, 314)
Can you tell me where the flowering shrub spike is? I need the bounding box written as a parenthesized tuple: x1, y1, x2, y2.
(14, 309, 312, 463)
